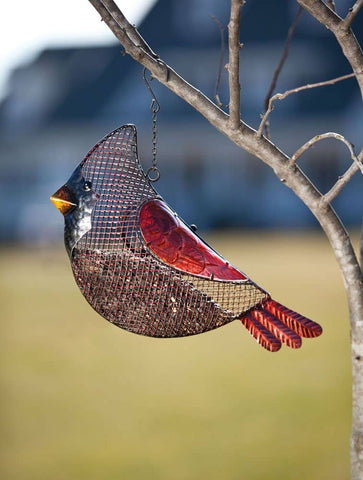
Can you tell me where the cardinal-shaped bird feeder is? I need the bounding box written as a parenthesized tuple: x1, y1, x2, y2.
(51, 125, 322, 352)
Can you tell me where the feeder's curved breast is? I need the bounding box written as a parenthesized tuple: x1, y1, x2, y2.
(71, 125, 268, 338)
(139, 199, 245, 281)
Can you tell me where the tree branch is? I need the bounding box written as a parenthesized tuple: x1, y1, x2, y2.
(297, 0, 363, 96)
(291, 133, 363, 204)
(326, 0, 336, 12)
(228, 0, 244, 130)
(360, 221, 363, 272)
(88, 0, 362, 285)
(291, 132, 362, 172)
(323, 152, 362, 205)
(295, 4, 363, 478)
(87, 0, 362, 235)
(88, 1, 276, 166)
(258, 72, 359, 137)
(298, 0, 342, 24)
(343, 0, 363, 30)
(263, 6, 303, 137)
(102, 0, 159, 60)
(87, 2, 363, 478)
(210, 15, 226, 108)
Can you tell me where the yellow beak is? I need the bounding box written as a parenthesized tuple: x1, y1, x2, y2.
(50, 185, 77, 215)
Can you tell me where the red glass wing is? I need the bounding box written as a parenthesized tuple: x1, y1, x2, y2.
(139, 199, 246, 281)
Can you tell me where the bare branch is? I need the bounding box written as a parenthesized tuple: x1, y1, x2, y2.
(297, 0, 363, 96)
(87, 0, 296, 176)
(89, 1, 151, 56)
(228, 0, 245, 130)
(87, 0, 362, 279)
(86, 2, 363, 477)
(290, 133, 362, 204)
(297, 1, 343, 28)
(291, 132, 362, 172)
(323, 153, 362, 205)
(263, 6, 303, 138)
(343, 0, 363, 30)
(88, 0, 255, 157)
(102, 0, 159, 60)
(210, 15, 226, 108)
(326, 0, 336, 12)
(257, 72, 359, 137)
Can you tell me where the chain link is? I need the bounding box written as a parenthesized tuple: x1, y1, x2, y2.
(143, 68, 161, 182)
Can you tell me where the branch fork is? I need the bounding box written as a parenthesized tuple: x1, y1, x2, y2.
(228, 0, 245, 130)
(87, 1, 363, 477)
(290, 132, 363, 207)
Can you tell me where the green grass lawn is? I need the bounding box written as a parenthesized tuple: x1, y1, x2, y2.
(0, 232, 353, 479)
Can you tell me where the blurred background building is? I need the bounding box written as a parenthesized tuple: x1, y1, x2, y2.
(0, 0, 362, 244)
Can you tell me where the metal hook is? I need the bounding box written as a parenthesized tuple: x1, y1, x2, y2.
(143, 68, 160, 113)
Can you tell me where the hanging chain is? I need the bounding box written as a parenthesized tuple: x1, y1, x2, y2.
(143, 68, 161, 182)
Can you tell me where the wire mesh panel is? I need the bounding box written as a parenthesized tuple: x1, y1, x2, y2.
(71, 125, 268, 337)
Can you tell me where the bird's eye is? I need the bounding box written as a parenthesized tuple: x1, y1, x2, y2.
(83, 181, 92, 191)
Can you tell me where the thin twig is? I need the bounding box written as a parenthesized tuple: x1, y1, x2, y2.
(263, 6, 303, 137)
(342, 0, 363, 30)
(210, 15, 226, 108)
(291, 132, 362, 172)
(326, 0, 336, 12)
(102, 0, 158, 59)
(228, 0, 245, 130)
(290, 134, 363, 205)
(257, 72, 359, 137)
(297, 0, 363, 96)
(322, 149, 363, 205)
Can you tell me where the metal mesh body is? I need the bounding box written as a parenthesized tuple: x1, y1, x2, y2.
(71, 125, 268, 337)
